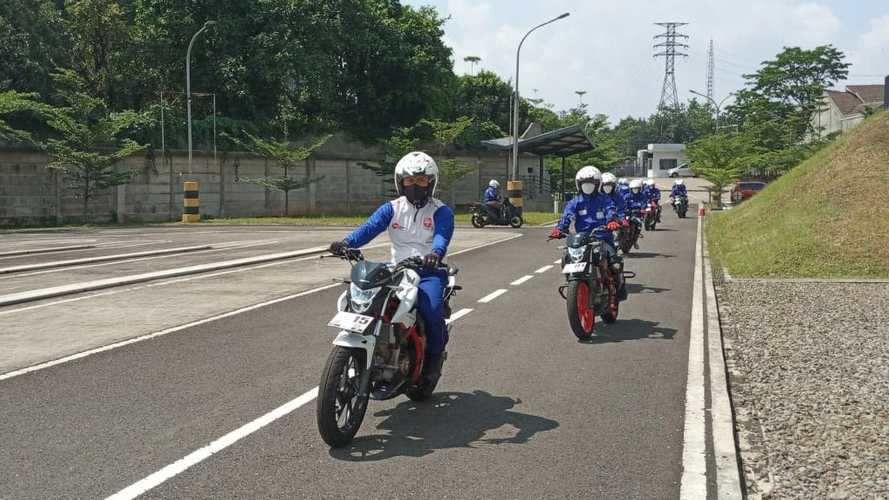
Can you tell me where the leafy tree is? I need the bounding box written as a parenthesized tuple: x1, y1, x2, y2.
(36, 70, 148, 220)
(686, 132, 754, 208)
(65, 0, 129, 105)
(224, 132, 330, 216)
(0, 1, 71, 96)
(452, 70, 525, 134)
(463, 55, 481, 75)
(0, 91, 54, 142)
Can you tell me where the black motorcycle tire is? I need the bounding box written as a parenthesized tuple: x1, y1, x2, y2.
(567, 280, 597, 341)
(471, 214, 486, 228)
(509, 215, 524, 228)
(317, 346, 369, 448)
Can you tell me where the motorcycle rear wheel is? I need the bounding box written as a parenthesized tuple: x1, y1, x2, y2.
(317, 346, 369, 448)
(471, 214, 486, 228)
(567, 280, 597, 340)
(509, 215, 524, 228)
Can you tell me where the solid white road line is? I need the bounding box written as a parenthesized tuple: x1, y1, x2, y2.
(477, 289, 508, 304)
(680, 210, 707, 499)
(105, 387, 320, 500)
(0, 234, 521, 379)
(8, 240, 280, 278)
(0, 245, 211, 274)
(704, 231, 743, 498)
(0, 283, 342, 382)
(535, 265, 553, 274)
(510, 275, 534, 286)
(0, 246, 328, 307)
(446, 308, 473, 324)
(0, 245, 95, 258)
(106, 301, 481, 499)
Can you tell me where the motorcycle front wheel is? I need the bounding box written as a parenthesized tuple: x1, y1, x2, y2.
(567, 280, 597, 341)
(317, 346, 369, 448)
(509, 215, 524, 228)
(471, 214, 486, 228)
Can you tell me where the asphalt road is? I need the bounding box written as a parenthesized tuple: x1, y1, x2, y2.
(0, 216, 697, 499)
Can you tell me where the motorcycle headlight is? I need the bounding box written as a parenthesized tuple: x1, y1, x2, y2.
(568, 246, 586, 262)
(349, 283, 380, 313)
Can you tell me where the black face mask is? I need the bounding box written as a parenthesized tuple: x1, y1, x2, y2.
(403, 184, 429, 208)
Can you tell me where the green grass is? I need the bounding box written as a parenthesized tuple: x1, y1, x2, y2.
(706, 110, 889, 278)
(206, 211, 560, 227)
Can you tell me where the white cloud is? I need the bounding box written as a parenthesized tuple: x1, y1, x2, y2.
(433, 0, 856, 119)
(846, 15, 889, 78)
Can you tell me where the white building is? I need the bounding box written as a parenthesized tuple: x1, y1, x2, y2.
(812, 84, 885, 138)
(636, 143, 687, 178)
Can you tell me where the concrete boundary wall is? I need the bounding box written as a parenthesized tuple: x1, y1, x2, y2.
(0, 143, 552, 225)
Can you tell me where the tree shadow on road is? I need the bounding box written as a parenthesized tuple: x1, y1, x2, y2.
(577, 318, 677, 345)
(625, 283, 671, 294)
(625, 252, 676, 259)
(328, 390, 559, 462)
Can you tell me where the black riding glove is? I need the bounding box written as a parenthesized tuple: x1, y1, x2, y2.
(329, 240, 348, 256)
(423, 252, 441, 269)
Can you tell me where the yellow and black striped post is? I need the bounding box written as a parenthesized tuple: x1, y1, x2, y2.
(182, 181, 200, 223)
(507, 180, 523, 213)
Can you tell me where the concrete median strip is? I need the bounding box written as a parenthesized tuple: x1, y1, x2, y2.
(0, 245, 96, 258)
(0, 245, 212, 274)
(0, 246, 328, 307)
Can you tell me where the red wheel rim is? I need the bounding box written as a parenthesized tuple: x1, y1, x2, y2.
(576, 282, 595, 333)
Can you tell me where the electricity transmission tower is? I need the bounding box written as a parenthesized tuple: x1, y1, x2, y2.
(706, 39, 715, 101)
(653, 22, 689, 109)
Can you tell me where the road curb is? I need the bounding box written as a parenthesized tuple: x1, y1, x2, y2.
(703, 221, 744, 499)
(0, 246, 328, 307)
(0, 245, 212, 274)
(0, 245, 96, 258)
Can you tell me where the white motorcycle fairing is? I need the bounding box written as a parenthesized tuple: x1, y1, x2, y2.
(332, 323, 379, 369)
(390, 268, 420, 326)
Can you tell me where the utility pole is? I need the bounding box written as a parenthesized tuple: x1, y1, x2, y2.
(653, 22, 689, 110)
(706, 39, 715, 102)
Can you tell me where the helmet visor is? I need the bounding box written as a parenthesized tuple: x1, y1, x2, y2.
(402, 175, 430, 187)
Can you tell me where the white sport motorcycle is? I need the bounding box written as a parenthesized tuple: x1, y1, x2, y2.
(316, 249, 459, 448)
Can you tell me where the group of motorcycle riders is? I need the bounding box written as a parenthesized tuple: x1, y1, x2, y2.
(327, 151, 689, 390)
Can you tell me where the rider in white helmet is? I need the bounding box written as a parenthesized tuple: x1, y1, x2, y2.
(617, 177, 630, 197)
(483, 179, 503, 220)
(329, 151, 454, 385)
(624, 179, 648, 210)
(643, 178, 662, 223)
(551, 166, 627, 299)
(670, 178, 687, 198)
(600, 172, 628, 225)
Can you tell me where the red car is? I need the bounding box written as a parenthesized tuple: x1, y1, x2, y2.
(731, 181, 766, 203)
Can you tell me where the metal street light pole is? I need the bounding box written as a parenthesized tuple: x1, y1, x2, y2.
(690, 89, 734, 131)
(511, 12, 570, 180)
(186, 20, 215, 175)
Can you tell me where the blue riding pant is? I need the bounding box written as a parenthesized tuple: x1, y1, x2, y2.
(416, 268, 448, 356)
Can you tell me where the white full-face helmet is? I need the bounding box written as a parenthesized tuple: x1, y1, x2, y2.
(489, 179, 500, 189)
(600, 172, 618, 195)
(575, 166, 602, 195)
(618, 177, 629, 186)
(394, 151, 438, 208)
(629, 178, 643, 194)
(674, 178, 684, 186)
(644, 178, 656, 187)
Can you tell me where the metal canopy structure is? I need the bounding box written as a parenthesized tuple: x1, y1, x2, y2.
(481, 123, 594, 158)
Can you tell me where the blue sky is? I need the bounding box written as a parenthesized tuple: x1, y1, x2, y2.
(404, 0, 889, 120)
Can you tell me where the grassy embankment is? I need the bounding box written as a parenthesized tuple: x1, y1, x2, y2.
(206, 211, 560, 227)
(707, 110, 889, 278)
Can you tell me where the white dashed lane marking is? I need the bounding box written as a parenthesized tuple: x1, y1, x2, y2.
(510, 275, 534, 286)
(535, 265, 553, 274)
(478, 289, 508, 303)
